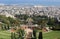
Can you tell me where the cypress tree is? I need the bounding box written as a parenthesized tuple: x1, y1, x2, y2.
(38, 32, 43, 39)
(33, 29, 36, 39)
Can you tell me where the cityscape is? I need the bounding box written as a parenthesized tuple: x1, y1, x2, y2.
(0, 0, 60, 39)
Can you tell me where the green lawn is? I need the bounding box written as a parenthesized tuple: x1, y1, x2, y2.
(0, 30, 11, 39)
(43, 31, 60, 39)
(0, 30, 60, 39)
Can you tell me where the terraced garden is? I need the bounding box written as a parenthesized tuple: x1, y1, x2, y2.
(43, 31, 60, 39)
(0, 30, 11, 39)
(0, 30, 60, 39)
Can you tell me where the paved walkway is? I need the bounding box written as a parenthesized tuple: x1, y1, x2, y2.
(25, 28, 33, 39)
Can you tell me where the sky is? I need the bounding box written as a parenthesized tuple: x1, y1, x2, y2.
(0, 0, 60, 6)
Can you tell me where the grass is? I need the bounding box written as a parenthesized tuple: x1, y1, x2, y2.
(43, 31, 60, 39)
(0, 30, 11, 39)
(0, 30, 60, 39)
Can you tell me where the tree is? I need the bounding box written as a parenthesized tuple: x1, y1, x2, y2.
(37, 18, 47, 39)
(26, 17, 33, 25)
(8, 17, 20, 27)
(16, 29, 25, 39)
(15, 14, 29, 20)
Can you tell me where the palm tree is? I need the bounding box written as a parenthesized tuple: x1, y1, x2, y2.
(26, 17, 33, 26)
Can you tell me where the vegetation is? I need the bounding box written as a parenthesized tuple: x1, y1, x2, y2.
(0, 30, 11, 39)
(43, 31, 60, 39)
(0, 15, 20, 30)
(0, 30, 60, 39)
(0, 14, 60, 39)
(15, 14, 60, 29)
(11, 29, 25, 39)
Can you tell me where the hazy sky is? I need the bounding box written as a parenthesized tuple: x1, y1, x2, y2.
(0, 0, 60, 6)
